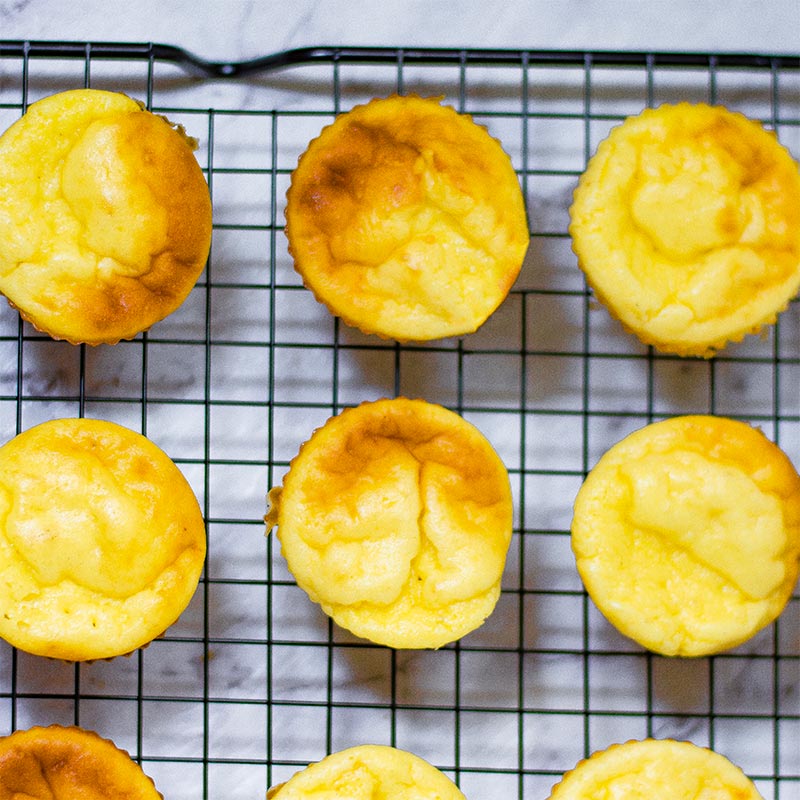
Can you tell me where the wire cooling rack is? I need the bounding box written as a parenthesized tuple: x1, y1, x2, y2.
(0, 42, 798, 800)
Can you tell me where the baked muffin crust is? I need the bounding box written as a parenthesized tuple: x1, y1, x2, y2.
(267, 744, 466, 799)
(570, 103, 800, 357)
(571, 415, 800, 656)
(0, 417, 206, 660)
(0, 88, 212, 344)
(285, 94, 529, 341)
(0, 725, 162, 799)
(547, 739, 762, 800)
(266, 397, 513, 649)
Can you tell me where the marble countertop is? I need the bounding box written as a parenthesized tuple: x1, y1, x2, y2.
(2, 0, 799, 59)
(0, 5, 798, 800)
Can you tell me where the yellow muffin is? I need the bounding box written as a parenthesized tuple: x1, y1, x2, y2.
(0, 417, 206, 661)
(571, 415, 800, 657)
(266, 397, 513, 649)
(0, 88, 212, 344)
(570, 102, 800, 357)
(285, 94, 529, 341)
(267, 744, 466, 800)
(0, 725, 162, 799)
(547, 739, 762, 800)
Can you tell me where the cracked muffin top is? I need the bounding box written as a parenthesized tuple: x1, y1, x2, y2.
(569, 102, 800, 357)
(570, 414, 800, 657)
(267, 744, 466, 799)
(0, 725, 162, 799)
(284, 94, 529, 342)
(266, 397, 513, 649)
(0, 417, 206, 661)
(547, 739, 762, 800)
(0, 88, 212, 344)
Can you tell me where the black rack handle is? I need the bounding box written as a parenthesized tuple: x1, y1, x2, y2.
(1, 40, 798, 77)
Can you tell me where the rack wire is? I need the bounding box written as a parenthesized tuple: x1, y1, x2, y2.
(0, 42, 798, 800)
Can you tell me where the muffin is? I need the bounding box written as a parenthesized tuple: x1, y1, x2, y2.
(0, 88, 212, 344)
(284, 94, 529, 341)
(0, 417, 206, 661)
(547, 739, 762, 800)
(571, 415, 800, 657)
(267, 744, 466, 799)
(570, 102, 800, 357)
(0, 725, 162, 799)
(265, 397, 513, 649)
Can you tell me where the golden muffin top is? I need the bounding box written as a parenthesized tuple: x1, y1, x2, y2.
(547, 739, 762, 800)
(267, 744, 466, 800)
(0, 725, 162, 799)
(571, 415, 800, 657)
(570, 102, 800, 357)
(266, 397, 513, 649)
(0, 88, 212, 344)
(285, 94, 529, 341)
(0, 417, 206, 661)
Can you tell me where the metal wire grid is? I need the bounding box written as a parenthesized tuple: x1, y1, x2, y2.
(0, 42, 798, 800)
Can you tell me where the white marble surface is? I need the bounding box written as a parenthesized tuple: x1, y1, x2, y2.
(0, 5, 799, 800)
(1, 0, 799, 57)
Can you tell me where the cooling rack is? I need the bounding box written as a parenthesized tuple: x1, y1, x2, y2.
(0, 41, 798, 800)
